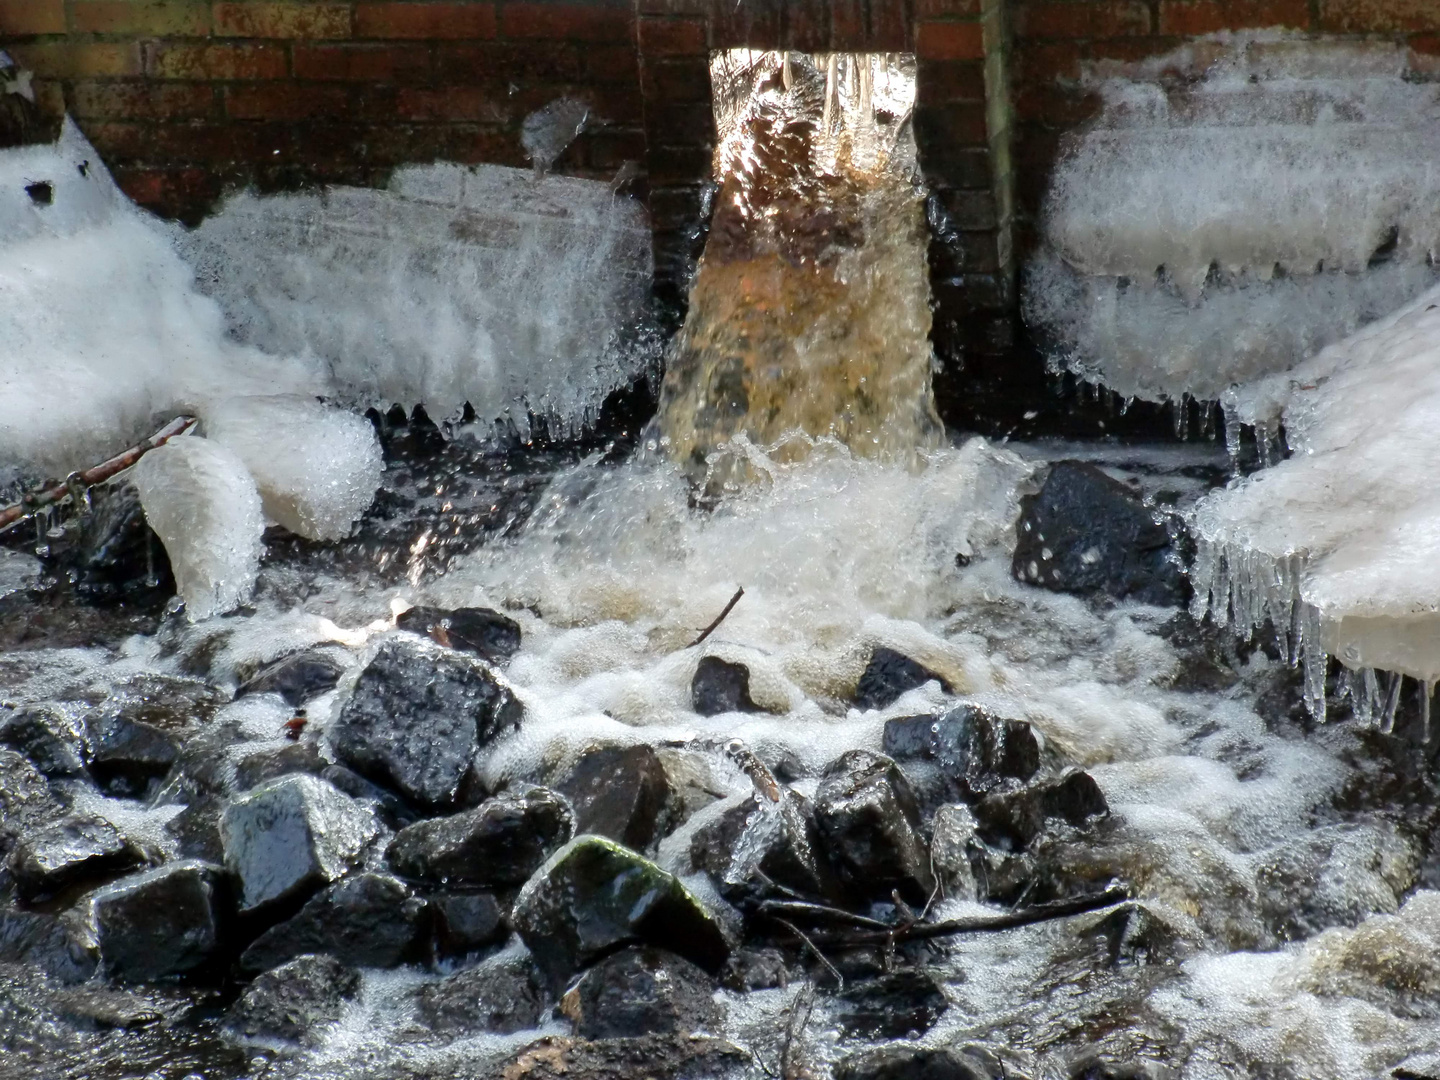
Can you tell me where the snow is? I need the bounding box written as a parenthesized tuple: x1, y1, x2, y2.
(1024, 33, 1440, 402)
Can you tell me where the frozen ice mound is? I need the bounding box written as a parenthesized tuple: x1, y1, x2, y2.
(1025, 33, 1440, 402)
(204, 395, 382, 542)
(1190, 282, 1440, 721)
(177, 161, 655, 436)
(130, 436, 264, 620)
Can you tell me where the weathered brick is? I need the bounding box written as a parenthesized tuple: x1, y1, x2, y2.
(642, 57, 709, 101)
(1015, 1, 1152, 38)
(500, 4, 631, 41)
(114, 165, 222, 216)
(785, 0, 828, 51)
(10, 42, 142, 78)
(917, 58, 987, 103)
(585, 43, 638, 82)
(933, 186, 998, 229)
(867, 0, 910, 48)
(646, 141, 711, 185)
(214, 3, 353, 38)
(1158, 0, 1309, 34)
(1411, 35, 1440, 78)
(71, 1, 210, 35)
(583, 127, 646, 169)
(1012, 40, 1082, 82)
(70, 81, 216, 120)
(437, 41, 583, 82)
(293, 43, 432, 82)
(636, 0, 708, 14)
(30, 77, 66, 116)
(915, 0, 982, 16)
(140, 120, 296, 165)
(0, 0, 64, 36)
(1317, 0, 1440, 32)
(708, 0, 780, 49)
(226, 82, 354, 119)
(147, 42, 288, 79)
(395, 85, 508, 121)
(915, 101, 989, 147)
(637, 17, 705, 55)
(917, 143, 992, 188)
(916, 20, 986, 61)
(355, 3, 496, 39)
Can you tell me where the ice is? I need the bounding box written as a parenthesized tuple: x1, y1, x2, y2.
(520, 96, 590, 174)
(1024, 33, 1440, 402)
(129, 436, 264, 620)
(177, 162, 655, 436)
(203, 395, 383, 541)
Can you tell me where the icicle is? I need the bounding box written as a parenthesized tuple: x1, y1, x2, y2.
(1301, 604, 1327, 723)
(1380, 671, 1403, 734)
(1354, 667, 1380, 728)
(1423, 680, 1433, 742)
(1223, 405, 1242, 468)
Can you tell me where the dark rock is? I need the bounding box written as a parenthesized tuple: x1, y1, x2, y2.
(973, 770, 1109, 852)
(555, 745, 674, 851)
(165, 799, 225, 864)
(855, 647, 951, 710)
(10, 814, 143, 901)
(1068, 1053, 1169, 1080)
(883, 704, 1040, 807)
(46, 483, 173, 604)
(395, 605, 522, 665)
(239, 872, 427, 973)
(86, 714, 177, 797)
(512, 836, 729, 993)
(0, 748, 64, 833)
(89, 861, 224, 982)
(105, 672, 224, 732)
(691, 656, 765, 716)
(689, 791, 837, 903)
(237, 647, 349, 707)
(813, 750, 933, 905)
(0, 703, 87, 779)
(720, 946, 789, 992)
(220, 774, 377, 911)
(491, 1034, 750, 1080)
(835, 1045, 1010, 1080)
(320, 764, 421, 830)
(930, 803, 979, 901)
(47, 985, 165, 1030)
(1012, 460, 1187, 606)
(234, 742, 327, 791)
(225, 954, 361, 1047)
(1074, 901, 1194, 968)
(967, 842, 1037, 905)
(415, 950, 544, 1035)
(386, 787, 572, 888)
(431, 891, 507, 959)
(330, 636, 523, 808)
(833, 969, 948, 1039)
(564, 946, 719, 1039)
(0, 908, 96, 982)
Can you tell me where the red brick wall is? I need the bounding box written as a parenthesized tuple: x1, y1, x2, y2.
(1, 0, 644, 222)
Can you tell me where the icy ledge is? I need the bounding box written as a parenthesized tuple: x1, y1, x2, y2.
(1190, 283, 1440, 727)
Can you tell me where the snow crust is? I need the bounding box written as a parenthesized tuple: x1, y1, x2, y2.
(1025, 33, 1440, 402)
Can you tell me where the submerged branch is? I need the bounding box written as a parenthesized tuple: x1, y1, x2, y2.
(0, 416, 197, 533)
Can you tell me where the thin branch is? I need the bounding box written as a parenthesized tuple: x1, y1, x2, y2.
(725, 738, 781, 802)
(0, 416, 197, 533)
(688, 586, 745, 647)
(780, 983, 817, 1080)
(773, 917, 844, 990)
(757, 899, 893, 931)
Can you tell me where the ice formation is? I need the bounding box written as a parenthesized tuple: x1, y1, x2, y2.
(203, 395, 383, 542)
(1025, 33, 1440, 402)
(129, 436, 264, 620)
(178, 161, 654, 435)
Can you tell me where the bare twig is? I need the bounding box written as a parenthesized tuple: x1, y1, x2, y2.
(0, 416, 197, 533)
(774, 917, 844, 990)
(688, 586, 744, 647)
(757, 899, 892, 931)
(725, 738, 781, 802)
(780, 984, 818, 1080)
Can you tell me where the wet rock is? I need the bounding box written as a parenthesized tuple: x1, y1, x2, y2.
(564, 946, 719, 1038)
(512, 835, 729, 992)
(691, 656, 764, 716)
(431, 891, 507, 959)
(814, 750, 933, 904)
(1072, 900, 1195, 967)
(48, 985, 165, 1030)
(320, 763, 421, 830)
(883, 704, 1040, 807)
(655, 746, 727, 825)
(0, 908, 96, 982)
(930, 803, 979, 901)
(386, 787, 572, 888)
(1012, 460, 1186, 607)
(835, 1044, 1012, 1080)
(1069, 1052, 1171, 1080)
(239, 872, 426, 973)
(234, 742, 327, 791)
(225, 954, 361, 1048)
(236, 646, 348, 707)
(491, 1033, 750, 1080)
(330, 635, 523, 808)
(46, 483, 174, 605)
(0, 703, 87, 779)
(973, 770, 1109, 852)
(90, 861, 224, 982)
(833, 969, 948, 1039)
(855, 647, 951, 710)
(689, 791, 837, 903)
(395, 605, 522, 665)
(720, 945, 789, 992)
(220, 774, 377, 911)
(0, 748, 65, 834)
(415, 949, 544, 1035)
(106, 672, 224, 732)
(10, 814, 143, 901)
(967, 842, 1037, 905)
(165, 799, 225, 864)
(556, 745, 673, 851)
(86, 714, 177, 797)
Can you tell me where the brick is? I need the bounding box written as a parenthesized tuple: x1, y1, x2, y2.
(437, 41, 583, 81)
(646, 141, 711, 185)
(500, 3, 631, 41)
(293, 43, 431, 82)
(1158, 0, 1309, 34)
(114, 165, 222, 217)
(830, 0, 864, 47)
(70, 1, 210, 35)
(70, 81, 216, 120)
(583, 127, 646, 169)
(364, 122, 520, 165)
(1013, 40, 1082, 82)
(147, 42, 288, 79)
(708, 0, 779, 48)
(637, 16, 705, 55)
(915, 101, 989, 148)
(915, 0, 982, 15)
(917, 58, 987, 103)
(149, 121, 296, 165)
(916, 20, 985, 61)
(585, 43, 638, 82)
(642, 57, 709, 101)
(1318, 0, 1440, 32)
(784, 0, 828, 51)
(647, 100, 714, 144)
(932, 186, 998, 229)
(636, 0, 708, 14)
(0, 0, 65, 34)
(395, 85, 507, 121)
(1015, 1, 1151, 38)
(917, 143, 992, 188)
(355, 3, 496, 39)
(1411, 35, 1440, 79)
(867, 0, 909, 49)
(30, 77, 66, 116)
(10, 42, 142, 77)
(226, 82, 354, 119)
(214, 3, 353, 38)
